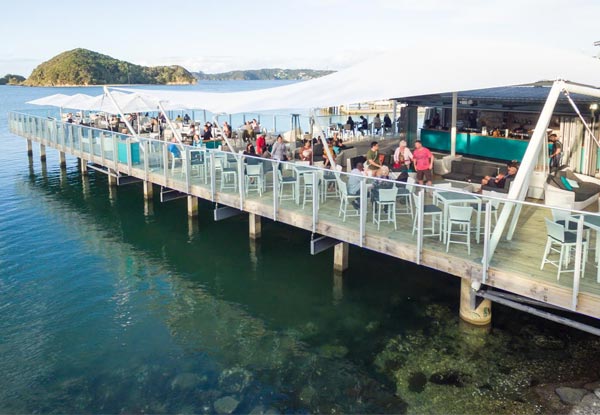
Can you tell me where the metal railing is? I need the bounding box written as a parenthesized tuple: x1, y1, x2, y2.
(9, 111, 600, 316)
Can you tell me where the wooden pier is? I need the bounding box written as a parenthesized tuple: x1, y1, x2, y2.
(9, 111, 600, 331)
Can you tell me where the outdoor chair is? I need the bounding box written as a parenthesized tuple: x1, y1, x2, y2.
(541, 218, 588, 281)
(337, 179, 360, 222)
(215, 158, 237, 191)
(373, 187, 398, 230)
(446, 205, 474, 255)
(245, 164, 264, 196)
(412, 190, 442, 239)
(302, 171, 320, 210)
(395, 183, 413, 218)
(277, 169, 297, 201)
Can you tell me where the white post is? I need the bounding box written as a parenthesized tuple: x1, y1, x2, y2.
(392, 100, 398, 135)
(488, 80, 564, 260)
(103, 86, 138, 137)
(450, 92, 458, 156)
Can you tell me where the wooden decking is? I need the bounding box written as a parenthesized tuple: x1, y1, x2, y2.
(9, 112, 600, 321)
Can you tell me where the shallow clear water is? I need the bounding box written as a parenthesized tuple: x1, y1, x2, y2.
(1, 83, 600, 414)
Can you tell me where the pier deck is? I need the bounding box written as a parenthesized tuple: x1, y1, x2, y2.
(9, 111, 600, 321)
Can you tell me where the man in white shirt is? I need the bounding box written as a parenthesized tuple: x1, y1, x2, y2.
(348, 162, 364, 210)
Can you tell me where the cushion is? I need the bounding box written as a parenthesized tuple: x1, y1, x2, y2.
(442, 172, 471, 181)
(455, 161, 474, 175)
(575, 182, 600, 201)
(566, 178, 579, 189)
(560, 176, 573, 191)
(473, 163, 498, 178)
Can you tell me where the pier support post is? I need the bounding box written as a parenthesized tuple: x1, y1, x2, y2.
(80, 160, 88, 175)
(459, 278, 492, 327)
(144, 199, 154, 217)
(108, 174, 117, 187)
(26, 139, 33, 157)
(40, 144, 46, 161)
(59, 151, 66, 168)
(333, 242, 349, 272)
(249, 213, 262, 240)
(143, 181, 154, 200)
(187, 195, 198, 217)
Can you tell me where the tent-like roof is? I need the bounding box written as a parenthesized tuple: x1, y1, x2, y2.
(112, 41, 600, 114)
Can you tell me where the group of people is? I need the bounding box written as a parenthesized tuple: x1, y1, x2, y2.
(344, 113, 394, 136)
(363, 139, 434, 185)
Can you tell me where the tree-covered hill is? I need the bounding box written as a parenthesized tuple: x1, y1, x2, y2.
(23, 49, 196, 86)
(0, 74, 25, 85)
(193, 68, 335, 81)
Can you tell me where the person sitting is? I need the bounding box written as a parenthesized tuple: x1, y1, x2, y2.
(242, 121, 253, 142)
(300, 140, 313, 164)
(481, 164, 518, 188)
(365, 141, 382, 176)
(349, 162, 365, 210)
(358, 116, 368, 136)
(324, 138, 336, 168)
(183, 113, 190, 123)
(175, 114, 183, 122)
(168, 137, 181, 163)
(202, 124, 212, 141)
(346, 116, 355, 131)
(371, 166, 394, 209)
(222, 121, 232, 138)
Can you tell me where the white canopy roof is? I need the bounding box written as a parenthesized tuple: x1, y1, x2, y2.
(115, 41, 600, 114)
(29, 41, 600, 115)
(28, 90, 187, 114)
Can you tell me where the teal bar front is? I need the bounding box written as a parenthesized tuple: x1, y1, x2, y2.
(420, 129, 529, 162)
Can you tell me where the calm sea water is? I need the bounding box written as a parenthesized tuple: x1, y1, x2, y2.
(1, 82, 600, 414)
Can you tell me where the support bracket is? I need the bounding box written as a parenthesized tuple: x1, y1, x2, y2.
(214, 204, 242, 221)
(310, 234, 341, 255)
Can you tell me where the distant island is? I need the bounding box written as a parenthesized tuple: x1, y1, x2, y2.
(0, 74, 25, 85)
(14, 48, 335, 86)
(192, 68, 335, 81)
(23, 49, 196, 86)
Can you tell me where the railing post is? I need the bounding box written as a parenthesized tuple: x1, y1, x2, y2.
(126, 136, 132, 175)
(185, 147, 191, 193)
(312, 171, 318, 233)
(359, 178, 367, 247)
(143, 140, 150, 182)
(210, 151, 216, 201)
(572, 215, 585, 310)
(238, 155, 245, 210)
(163, 140, 169, 179)
(272, 162, 279, 221)
(100, 132, 106, 164)
(416, 190, 424, 265)
(482, 201, 492, 284)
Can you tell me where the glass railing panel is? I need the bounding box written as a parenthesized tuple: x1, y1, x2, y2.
(147, 139, 165, 172)
(490, 201, 593, 301)
(418, 182, 484, 265)
(90, 128, 102, 157)
(101, 132, 115, 162)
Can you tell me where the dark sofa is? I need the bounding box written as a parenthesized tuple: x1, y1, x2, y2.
(442, 160, 512, 192)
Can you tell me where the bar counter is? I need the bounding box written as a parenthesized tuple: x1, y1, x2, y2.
(420, 129, 529, 162)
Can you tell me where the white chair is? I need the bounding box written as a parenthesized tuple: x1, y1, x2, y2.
(245, 164, 264, 196)
(373, 187, 398, 230)
(215, 158, 237, 191)
(322, 170, 339, 202)
(446, 205, 474, 255)
(302, 171, 320, 209)
(541, 218, 588, 280)
(278, 169, 297, 201)
(412, 190, 442, 239)
(170, 150, 185, 177)
(395, 184, 413, 218)
(337, 179, 360, 222)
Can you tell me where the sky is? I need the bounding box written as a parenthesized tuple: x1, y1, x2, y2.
(1, 0, 599, 77)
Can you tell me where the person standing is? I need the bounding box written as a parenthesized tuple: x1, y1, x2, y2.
(271, 134, 287, 161)
(413, 140, 433, 186)
(373, 113, 382, 135)
(255, 134, 266, 155)
(393, 139, 413, 170)
(549, 133, 562, 170)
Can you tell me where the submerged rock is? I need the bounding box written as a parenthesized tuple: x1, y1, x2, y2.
(408, 372, 427, 393)
(170, 372, 205, 390)
(213, 396, 239, 414)
(570, 393, 600, 415)
(429, 371, 469, 387)
(556, 387, 588, 405)
(317, 344, 348, 359)
(218, 367, 253, 394)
